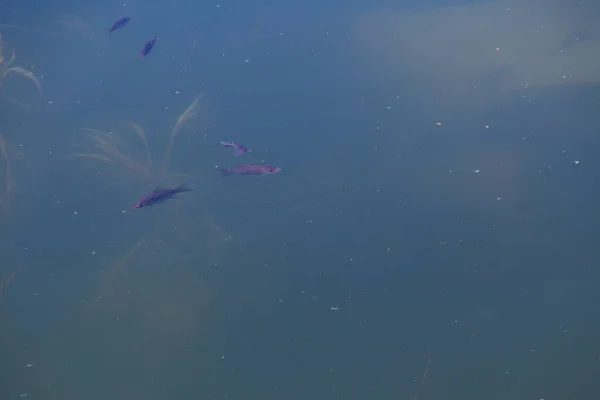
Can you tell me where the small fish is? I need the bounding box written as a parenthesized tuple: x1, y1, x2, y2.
(133, 185, 192, 209)
(139, 37, 157, 57)
(220, 140, 249, 155)
(109, 17, 130, 34)
(219, 164, 282, 176)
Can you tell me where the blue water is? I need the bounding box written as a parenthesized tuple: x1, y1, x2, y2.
(1, 0, 600, 399)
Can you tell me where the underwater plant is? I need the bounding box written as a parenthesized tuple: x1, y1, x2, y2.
(0, 33, 42, 110)
(70, 94, 204, 185)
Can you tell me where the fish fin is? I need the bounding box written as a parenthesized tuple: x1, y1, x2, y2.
(153, 187, 167, 192)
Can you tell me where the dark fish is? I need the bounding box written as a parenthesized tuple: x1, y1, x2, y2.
(109, 17, 130, 34)
(219, 164, 282, 176)
(133, 185, 192, 209)
(220, 140, 249, 155)
(140, 37, 157, 57)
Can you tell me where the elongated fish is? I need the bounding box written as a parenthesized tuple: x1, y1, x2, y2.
(219, 164, 281, 176)
(220, 140, 249, 155)
(109, 17, 130, 34)
(133, 185, 192, 209)
(140, 37, 157, 57)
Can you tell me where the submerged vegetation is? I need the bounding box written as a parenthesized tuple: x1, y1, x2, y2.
(70, 94, 204, 185)
(0, 33, 42, 110)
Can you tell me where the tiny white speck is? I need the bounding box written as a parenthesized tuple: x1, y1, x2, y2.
(91, 251, 96, 255)
(73, 211, 78, 215)
(330, 306, 339, 311)
(174, 91, 180, 94)
(573, 160, 580, 165)
(473, 169, 481, 173)
(47, 101, 53, 104)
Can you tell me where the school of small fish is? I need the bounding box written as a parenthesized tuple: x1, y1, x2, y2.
(114, 17, 283, 209)
(133, 139, 281, 209)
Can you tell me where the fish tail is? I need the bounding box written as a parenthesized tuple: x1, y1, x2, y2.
(219, 169, 233, 176)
